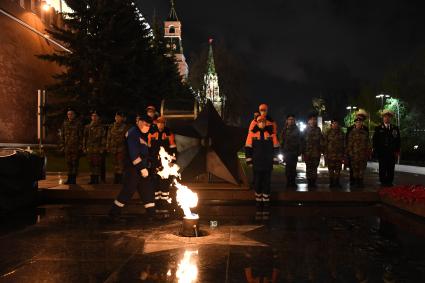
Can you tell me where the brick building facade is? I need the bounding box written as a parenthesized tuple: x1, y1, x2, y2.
(0, 0, 64, 143)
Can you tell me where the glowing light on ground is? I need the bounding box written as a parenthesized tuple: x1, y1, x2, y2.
(176, 250, 198, 283)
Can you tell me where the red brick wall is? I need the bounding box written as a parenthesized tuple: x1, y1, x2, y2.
(0, 0, 63, 143)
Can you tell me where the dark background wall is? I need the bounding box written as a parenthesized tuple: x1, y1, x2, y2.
(0, 0, 63, 143)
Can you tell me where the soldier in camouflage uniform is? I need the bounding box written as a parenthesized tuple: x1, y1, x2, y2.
(279, 114, 302, 188)
(301, 113, 324, 188)
(83, 110, 106, 184)
(107, 112, 129, 184)
(60, 108, 83, 184)
(346, 109, 369, 184)
(347, 118, 370, 188)
(324, 119, 345, 188)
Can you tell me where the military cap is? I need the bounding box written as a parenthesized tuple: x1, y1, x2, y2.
(307, 112, 318, 119)
(115, 111, 125, 117)
(355, 109, 368, 118)
(354, 117, 364, 122)
(381, 109, 394, 117)
(146, 105, 156, 112)
(156, 116, 166, 123)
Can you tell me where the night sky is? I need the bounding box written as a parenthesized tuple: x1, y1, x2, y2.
(139, 0, 425, 122)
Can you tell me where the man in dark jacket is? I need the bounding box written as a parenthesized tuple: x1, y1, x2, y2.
(373, 109, 401, 186)
(245, 115, 280, 210)
(279, 114, 301, 188)
(109, 114, 155, 219)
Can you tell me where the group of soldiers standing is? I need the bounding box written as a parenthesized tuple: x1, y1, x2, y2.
(246, 104, 401, 208)
(60, 106, 177, 219)
(60, 109, 130, 185)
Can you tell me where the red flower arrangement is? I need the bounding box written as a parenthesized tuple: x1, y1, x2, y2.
(379, 185, 425, 204)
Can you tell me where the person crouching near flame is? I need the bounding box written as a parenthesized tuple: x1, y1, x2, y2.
(148, 116, 177, 219)
(245, 115, 280, 217)
(109, 114, 155, 219)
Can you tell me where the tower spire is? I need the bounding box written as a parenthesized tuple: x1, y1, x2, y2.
(168, 0, 179, 21)
(207, 38, 216, 74)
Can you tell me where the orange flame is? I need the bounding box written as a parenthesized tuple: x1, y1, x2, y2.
(157, 147, 198, 219)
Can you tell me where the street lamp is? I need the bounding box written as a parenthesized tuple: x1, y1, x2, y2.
(376, 94, 390, 110)
(346, 105, 357, 115)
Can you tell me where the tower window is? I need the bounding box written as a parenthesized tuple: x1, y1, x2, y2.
(169, 26, 175, 34)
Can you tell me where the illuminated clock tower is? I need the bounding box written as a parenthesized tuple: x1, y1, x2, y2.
(164, 0, 189, 81)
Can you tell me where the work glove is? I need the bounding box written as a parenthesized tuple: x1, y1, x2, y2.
(141, 168, 149, 178)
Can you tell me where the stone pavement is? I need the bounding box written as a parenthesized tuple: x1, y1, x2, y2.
(1, 203, 424, 282)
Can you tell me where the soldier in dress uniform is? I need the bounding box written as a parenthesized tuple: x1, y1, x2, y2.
(324, 119, 345, 188)
(346, 109, 369, 184)
(107, 112, 130, 184)
(60, 108, 83, 184)
(148, 116, 177, 218)
(109, 114, 155, 219)
(301, 113, 324, 188)
(372, 109, 401, 186)
(347, 118, 370, 188)
(83, 110, 106, 184)
(279, 114, 302, 188)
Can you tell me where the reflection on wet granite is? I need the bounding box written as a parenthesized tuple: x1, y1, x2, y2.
(0, 204, 424, 282)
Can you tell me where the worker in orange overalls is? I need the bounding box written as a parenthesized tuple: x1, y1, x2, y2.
(248, 104, 277, 134)
(146, 105, 158, 133)
(148, 116, 177, 218)
(245, 115, 280, 215)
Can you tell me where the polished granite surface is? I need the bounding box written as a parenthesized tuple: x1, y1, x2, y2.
(1, 204, 425, 283)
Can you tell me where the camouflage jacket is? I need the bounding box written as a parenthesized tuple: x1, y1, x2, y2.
(83, 122, 106, 154)
(280, 125, 301, 155)
(347, 127, 370, 161)
(60, 119, 83, 153)
(324, 128, 345, 160)
(106, 122, 129, 153)
(301, 126, 324, 158)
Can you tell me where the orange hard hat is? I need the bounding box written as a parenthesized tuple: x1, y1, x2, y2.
(259, 104, 268, 111)
(156, 116, 166, 123)
(146, 105, 156, 111)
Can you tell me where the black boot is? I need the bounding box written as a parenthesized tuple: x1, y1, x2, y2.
(108, 203, 122, 219)
(113, 173, 122, 184)
(308, 179, 317, 189)
(357, 178, 364, 189)
(329, 178, 335, 188)
(89, 175, 95, 184)
(71, 175, 77, 184)
(64, 175, 71, 185)
(146, 207, 156, 221)
(335, 178, 342, 188)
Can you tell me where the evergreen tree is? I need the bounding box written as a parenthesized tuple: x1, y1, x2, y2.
(39, 0, 191, 125)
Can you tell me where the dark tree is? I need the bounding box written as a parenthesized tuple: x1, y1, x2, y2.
(39, 0, 191, 125)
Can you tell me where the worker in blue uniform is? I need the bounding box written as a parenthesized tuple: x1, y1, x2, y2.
(109, 114, 155, 219)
